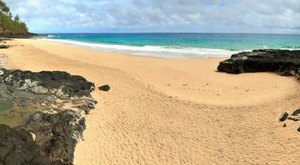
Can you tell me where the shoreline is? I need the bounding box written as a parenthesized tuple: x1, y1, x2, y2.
(19, 39, 298, 106)
(40, 38, 238, 59)
(3, 39, 300, 164)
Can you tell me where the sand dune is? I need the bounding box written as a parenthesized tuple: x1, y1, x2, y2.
(2, 39, 300, 164)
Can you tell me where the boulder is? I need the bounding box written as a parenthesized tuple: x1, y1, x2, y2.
(292, 109, 300, 116)
(279, 112, 289, 122)
(98, 84, 110, 92)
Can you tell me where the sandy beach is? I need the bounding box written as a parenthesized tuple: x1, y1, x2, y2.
(2, 39, 300, 164)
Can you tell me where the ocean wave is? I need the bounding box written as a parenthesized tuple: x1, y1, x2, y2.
(281, 45, 300, 49)
(42, 39, 240, 59)
(47, 35, 61, 38)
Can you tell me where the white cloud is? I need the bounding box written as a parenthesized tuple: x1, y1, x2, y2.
(3, 0, 300, 33)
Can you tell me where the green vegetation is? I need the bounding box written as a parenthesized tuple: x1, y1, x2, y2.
(0, 0, 28, 33)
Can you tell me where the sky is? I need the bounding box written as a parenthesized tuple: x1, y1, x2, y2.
(4, 0, 300, 34)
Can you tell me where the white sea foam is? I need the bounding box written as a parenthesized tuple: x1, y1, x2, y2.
(41, 39, 240, 59)
(47, 35, 61, 38)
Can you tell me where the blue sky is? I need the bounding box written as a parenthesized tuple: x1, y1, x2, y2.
(4, 0, 300, 33)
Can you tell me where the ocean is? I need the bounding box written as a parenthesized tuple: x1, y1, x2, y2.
(44, 33, 300, 59)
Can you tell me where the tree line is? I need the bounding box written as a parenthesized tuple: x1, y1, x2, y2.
(0, 0, 28, 33)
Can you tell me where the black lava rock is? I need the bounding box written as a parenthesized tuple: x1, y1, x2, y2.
(218, 49, 300, 74)
(292, 109, 300, 116)
(23, 110, 85, 164)
(0, 45, 9, 49)
(0, 68, 96, 164)
(0, 68, 95, 98)
(0, 124, 60, 165)
(279, 112, 289, 122)
(98, 85, 110, 91)
(217, 50, 300, 134)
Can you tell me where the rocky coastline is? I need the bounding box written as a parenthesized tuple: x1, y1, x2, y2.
(0, 32, 40, 39)
(218, 49, 300, 132)
(217, 49, 300, 75)
(0, 39, 10, 50)
(0, 61, 97, 164)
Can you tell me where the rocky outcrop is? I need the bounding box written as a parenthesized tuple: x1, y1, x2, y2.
(24, 110, 86, 164)
(0, 124, 64, 165)
(217, 49, 300, 75)
(0, 32, 39, 38)
(217, 49, 300, 133)
(0, 39, 10, 49)
(0, 68, 94, 99)
(0, 68, 96, 164)
(0, 45, 9, 49)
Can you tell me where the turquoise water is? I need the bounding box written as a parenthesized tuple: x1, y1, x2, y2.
(45, 33, 300, 58)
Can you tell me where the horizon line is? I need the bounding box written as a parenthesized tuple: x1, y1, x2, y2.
(37, 32, 300, 35)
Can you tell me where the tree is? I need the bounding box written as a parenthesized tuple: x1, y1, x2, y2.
(14, 15, 20, 22)
(0, 1, 10, 16)
(0, 0, 28, 33)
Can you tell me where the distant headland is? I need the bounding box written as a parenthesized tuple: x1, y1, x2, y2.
(0, 1, 37, 38)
